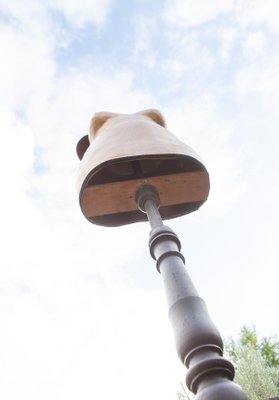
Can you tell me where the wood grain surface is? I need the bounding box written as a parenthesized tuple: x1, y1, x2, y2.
(81, 170, 209, 217)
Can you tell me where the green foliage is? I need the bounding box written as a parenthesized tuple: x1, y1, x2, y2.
(239, 326, 258, 348)
(227, 326, 279, 371)
(226, 326, 279, 400)
(230, 343, 278, 400)
(260, 336, 279, 368)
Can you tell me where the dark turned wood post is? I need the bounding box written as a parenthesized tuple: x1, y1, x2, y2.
(136, 185, 248, 400)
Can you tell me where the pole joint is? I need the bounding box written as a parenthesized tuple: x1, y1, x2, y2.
(149, 226, 185, 272)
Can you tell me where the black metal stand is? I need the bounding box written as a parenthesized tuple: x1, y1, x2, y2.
(136, 185, 248, 400)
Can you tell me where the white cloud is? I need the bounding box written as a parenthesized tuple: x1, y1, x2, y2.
(163, 0, 234, 27)
(0, 0, 113, 29)
(48, 0, 114, 28)
(0, 107, 39, 281)
(0, 0, 48, 27)
(235, 0, 279, 33)
(0, 3, 55, 114)
(160, 29, 215, 83)
(163, 0, 279, 33)
(219, 27, 239, 63)
(0, 106, 34, 191)
(133, 15, 154, 54)
(132, 14, 158, 68)
(234, 40, 279, 106)
(241, 31, 267, 61)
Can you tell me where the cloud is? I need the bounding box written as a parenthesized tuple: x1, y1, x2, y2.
(162, 0, 279, 33)
(235, 0, 279, 33)
(0, 106, 34, 191)
(161, 31, 215, 84)
(0, 106, 37, 279)
(219, 27, 239, 63)
(132, 14, 158, 68)
(235, 50, 279, 102)
(48, 0, 114, 29)
(0, 0, 114, 30)
(162, 0, 234, 27)
(0, 2, 55, 116)
(233, 26, 279, 115)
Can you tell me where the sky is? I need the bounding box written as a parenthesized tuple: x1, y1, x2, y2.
(0, 0, 279, 399)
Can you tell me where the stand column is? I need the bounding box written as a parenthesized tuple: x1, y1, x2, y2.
(136, 185, 248, 400)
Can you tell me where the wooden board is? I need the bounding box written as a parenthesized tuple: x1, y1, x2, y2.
(81, 170, 209, 218)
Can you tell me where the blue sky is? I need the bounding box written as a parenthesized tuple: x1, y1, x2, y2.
(0, 1, 279, 399)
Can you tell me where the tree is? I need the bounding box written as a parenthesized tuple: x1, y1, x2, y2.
(226, 326, 279, 400)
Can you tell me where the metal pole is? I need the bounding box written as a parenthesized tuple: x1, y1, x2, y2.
(136, 185, 248, 400)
